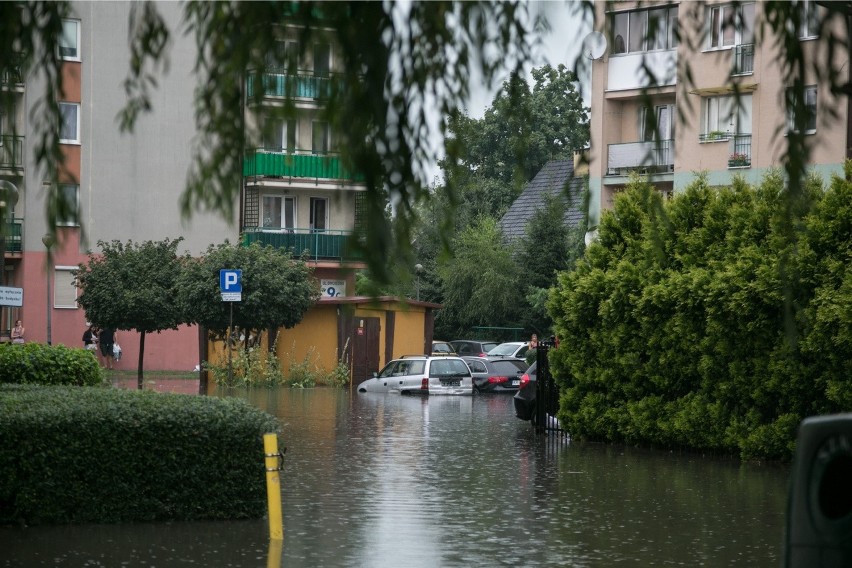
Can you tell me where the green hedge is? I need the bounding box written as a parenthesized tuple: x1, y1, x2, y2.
(550, 168, 852, 460)
(0, 385, 279, 526)
(0, 343, 103, 386)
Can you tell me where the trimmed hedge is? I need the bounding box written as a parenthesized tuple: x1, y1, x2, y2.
(0, 385, 279, 526)
(0, 343, 103, 387)
(550, 168, 852, 460)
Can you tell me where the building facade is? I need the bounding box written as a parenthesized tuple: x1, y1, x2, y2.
(1, 2, 368, 370)
(587, 0, 850, 232)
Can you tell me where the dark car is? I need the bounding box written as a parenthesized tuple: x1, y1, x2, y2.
(449, 340, 499, 358)
(462, 356, 528, 393)
(513, 361, 537, 421)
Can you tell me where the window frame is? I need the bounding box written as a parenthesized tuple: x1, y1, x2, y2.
(799, 0, 820, 39)
(786, 86, 817, 134)
(610, 6, 678, 56)
(57, 183, 80, 227)
(54, 266, 79, 309)
(707, 3, 754, 50)
(58, 19, 81, 61)
(311, 120, 330, 154)
(264, 118, 297, 153)
(59, 102, 80, 144)
(309, 196, 328, 231)
(261, 194, 296, 230)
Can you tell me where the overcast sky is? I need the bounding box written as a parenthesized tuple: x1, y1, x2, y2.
(425, 1, 592, 182)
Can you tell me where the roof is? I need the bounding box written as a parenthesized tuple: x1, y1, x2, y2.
(499, 159, 585, 243)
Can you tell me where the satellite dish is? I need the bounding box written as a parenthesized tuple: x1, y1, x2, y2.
(582, 31, 608, 60)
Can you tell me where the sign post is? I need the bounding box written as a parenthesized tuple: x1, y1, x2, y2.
(220, 270, 242, 383)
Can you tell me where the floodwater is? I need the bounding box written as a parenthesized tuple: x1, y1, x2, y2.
(1, 383, 790, 567)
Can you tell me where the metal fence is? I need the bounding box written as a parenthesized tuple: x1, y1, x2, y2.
(534, 338, 567, 437)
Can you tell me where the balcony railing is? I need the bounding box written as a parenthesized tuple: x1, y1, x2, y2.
(607, 139, 674, 176)
(241, 228, 361, 262)
(244, 148, 363, 182)
(2, 218, 23, 253)
(732, 44, 754, 76)
(728, 134, 752, 168)
(247, 71, 340, 100)
(0, 136, 24, 170)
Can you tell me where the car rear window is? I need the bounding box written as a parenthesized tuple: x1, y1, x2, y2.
(482, 343, 499, 352)
(430, 359, 469, 377)
(492, 360, 527, 374)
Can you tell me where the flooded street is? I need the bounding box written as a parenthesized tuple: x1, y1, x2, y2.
(1, 385, 790, 567)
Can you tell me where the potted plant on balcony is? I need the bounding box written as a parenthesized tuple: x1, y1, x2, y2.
(728, 152, 749, 167)
(708, 130, 727, 141)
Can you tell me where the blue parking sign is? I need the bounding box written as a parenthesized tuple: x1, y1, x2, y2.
(220, 269, 242, 301)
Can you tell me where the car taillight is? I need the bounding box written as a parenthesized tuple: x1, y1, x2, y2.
(421, 378, 429, 391)
(477, 352, 488, 357)
(487, 375, 508, 384)
(519, 373, 530, 388)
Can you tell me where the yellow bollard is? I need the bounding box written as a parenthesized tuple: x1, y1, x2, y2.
(263, 432, 284, 540)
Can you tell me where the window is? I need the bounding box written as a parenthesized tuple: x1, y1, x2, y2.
(640, 104, 675, 141)
(59, 19, 81, 61)
(262, 195, 295, 229)
(702, 94, 752, 139)
(313, 43, 330, 77)
(264, 119, 297, 152)
(310, 197, 327, 231)
(798, 1, 820, 39)
(611, 6, 678, 55)
(787, 86, 817, 133)
(708, 3, 754, 49)
(54, 267, 79, 308)
(59, 102, 80, 143)
(58, 183, 79, 226)
(267, 40, 299, 72)
(311, 121, 329, 154)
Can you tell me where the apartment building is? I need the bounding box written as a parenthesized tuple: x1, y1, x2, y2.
(587, 0, 850, 232)
(0, 2, 366, 370)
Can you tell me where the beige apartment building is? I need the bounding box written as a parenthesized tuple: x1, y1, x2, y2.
(587, 0, 850, 233)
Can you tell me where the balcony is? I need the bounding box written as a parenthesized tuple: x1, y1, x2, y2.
(0, 136, 24, 170)
(731, 44, 754, 76)
(241, 228, 361, 262)
(607, 140, 674, 176)
(728, 134, 752, 168)
(244, 148, 363, 183)
(2, 218, 23, 253)
(246, 71, 339, 101)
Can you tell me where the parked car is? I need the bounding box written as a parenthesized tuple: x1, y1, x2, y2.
(431, 340, 456, 356)
(462, 356, 528, 393)
(448, 340, 499, 357)
(357, 356, 474, 395)
(487, 341, 531, 359)
(513, 361, 537, 421)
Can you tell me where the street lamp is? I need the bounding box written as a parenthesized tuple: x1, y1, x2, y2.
(0, 181, 19, 337)
(42, 234, 54, 345)
(414, 263, 423, 301)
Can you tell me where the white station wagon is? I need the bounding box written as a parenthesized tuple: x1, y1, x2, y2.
(357, 356, 474, 395)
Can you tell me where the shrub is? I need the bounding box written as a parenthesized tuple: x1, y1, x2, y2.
(0, 343, 103, 387)
(0, 384, 279, 526)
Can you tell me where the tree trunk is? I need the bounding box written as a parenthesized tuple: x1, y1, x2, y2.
(137, 330, 146, 390)
(198, 325, 208, 395)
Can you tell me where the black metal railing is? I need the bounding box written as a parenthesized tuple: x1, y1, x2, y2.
(534, 338, 567, 436)
(0, 136, 24, 170)
(728, 134, 752, 168)
(732, 43, 754, 75)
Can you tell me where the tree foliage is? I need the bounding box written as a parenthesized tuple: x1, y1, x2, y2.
(76, 238, 185, 386)
(548, 168, 852, 460)
(435, 217, 523, 338)
(175, 242, 319, 339)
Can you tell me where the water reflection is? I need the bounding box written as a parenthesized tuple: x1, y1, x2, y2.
(0, 387, 789, 567)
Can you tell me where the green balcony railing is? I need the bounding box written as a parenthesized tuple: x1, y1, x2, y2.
(247, 71, 339, 100)
(0, 136, 24, 170)
(244, 149, 363, 182)
(241, 228, 362, 262)
(3, 218, 23, 253)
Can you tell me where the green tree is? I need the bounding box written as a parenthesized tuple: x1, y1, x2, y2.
(436, 217, 523, 338)
(76, 238, 185, 388)
(176, 242, 319, 347)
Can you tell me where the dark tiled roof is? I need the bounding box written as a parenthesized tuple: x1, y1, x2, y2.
(499, 160, 585, 243)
